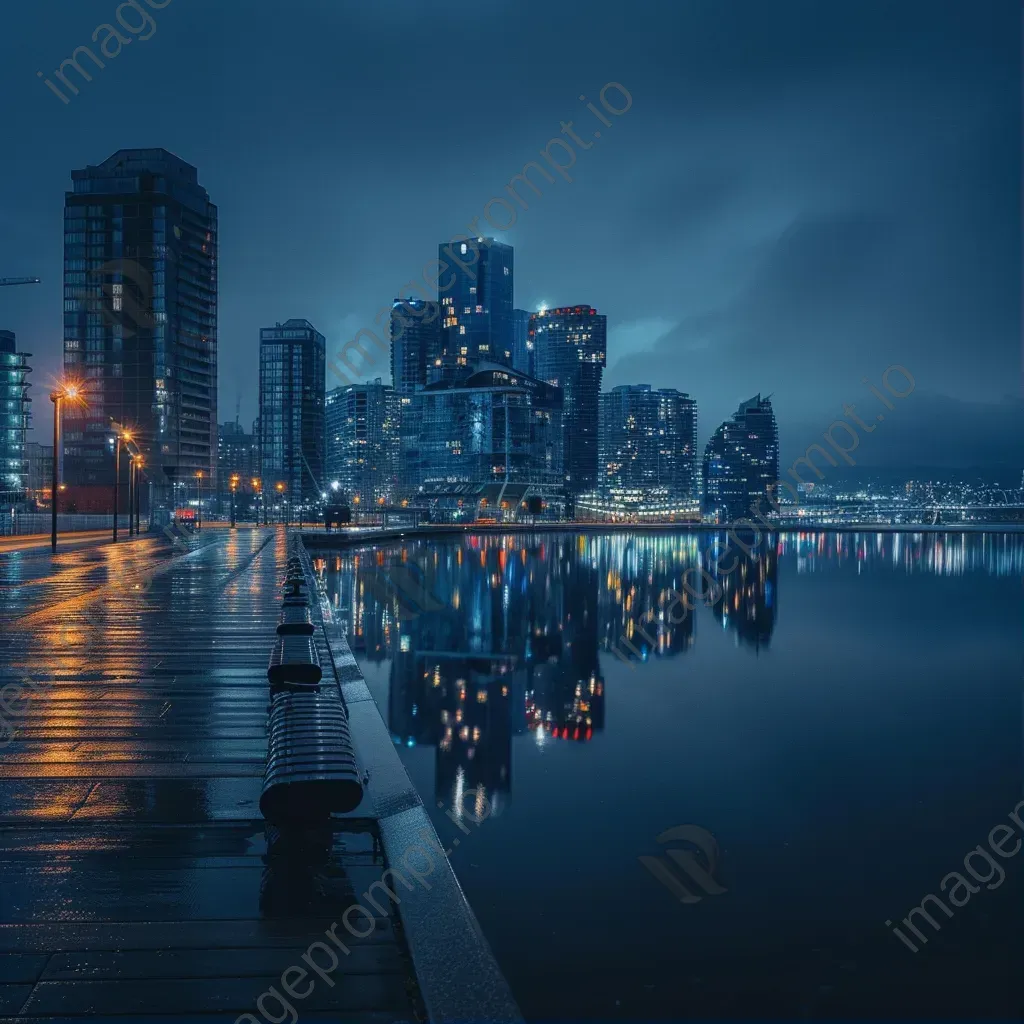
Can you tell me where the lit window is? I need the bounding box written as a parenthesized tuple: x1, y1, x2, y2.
(459, 326, 465, 335)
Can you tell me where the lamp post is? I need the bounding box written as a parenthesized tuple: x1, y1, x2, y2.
(195, 471, 204, 530)
(134, 456, 143, 535)
(275, 482, 285, 525)
(128, 454, 135, 537)
(113, 433, 120, 543)
(230, 474, 239, 527)
(48, 381, 83, 553)
(251, 479, 261, 526)
(112, 429, 130, 543)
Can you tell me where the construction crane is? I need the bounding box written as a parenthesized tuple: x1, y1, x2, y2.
(0, 277, 41, 288)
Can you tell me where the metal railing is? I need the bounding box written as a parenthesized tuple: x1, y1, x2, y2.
(0, 512, 138, 537)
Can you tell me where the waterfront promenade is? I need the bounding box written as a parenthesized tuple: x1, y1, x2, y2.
(0, 528, 519, 1022)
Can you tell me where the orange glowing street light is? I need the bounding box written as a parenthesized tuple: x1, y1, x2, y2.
(49, 377, 90, 553)
(229, 474, 240, 527)
(274, 482, 287, 526)
(194, 470, 205, 529)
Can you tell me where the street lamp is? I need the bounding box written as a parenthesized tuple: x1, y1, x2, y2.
(128, 454, 135, 537)
(112, 428, 131, 543)
(275, 482, 285, 526)
(134, 456, 144, 535)
(49, 379, 85, 553)
(195, 471, 204, 530)
(230, 473, 239, 527)
(251, 478, 262, 526)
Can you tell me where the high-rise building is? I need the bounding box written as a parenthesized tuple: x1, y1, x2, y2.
(511, 308, 534, 377)
(24, 442, 53, 507)
(217, 419, 257, 517)
(390, 297, 440, 497)
(702, 394, 779, 523)
(599, 385, 698, 498)
(390, 297, 440, 395)
(63, 149, 217, 515)
(258, 319, 325, 511)
(417, 365, 564, 520)
(437, 237, 514, 380)
(0, 331, 31, 507)
(533, 305, 607, 508)
(325, 377, 400, 506)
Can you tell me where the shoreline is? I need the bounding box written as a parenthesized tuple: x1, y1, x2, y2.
(301, 521, 1024, 547)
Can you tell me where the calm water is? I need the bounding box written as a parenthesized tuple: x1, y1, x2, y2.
(316, 531, 1023, 1019)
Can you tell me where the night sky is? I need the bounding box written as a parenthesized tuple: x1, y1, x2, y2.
(0, 0, 1019, 469)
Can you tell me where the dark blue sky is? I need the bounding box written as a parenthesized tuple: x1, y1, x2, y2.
(1, 0, 1020, 467)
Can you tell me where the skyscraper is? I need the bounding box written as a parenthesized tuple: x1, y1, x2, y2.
(417, 365, 564, 520)
(511, 308, 534, 377)
(599, 385, 698, 499)
(325, 377, 400, 506)
(217, 419, 257, 517)
(63, 149, 217, 515)
(0, 331, 30, 508)
(702, 394, 779, 523)
(391, 298, 440, 496)
(533, 305, 607, 508)
(390, 297, 440, 394)
(437, 237, 514, 380)
(258, 319, 325, 510)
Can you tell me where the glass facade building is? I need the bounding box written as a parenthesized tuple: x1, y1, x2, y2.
(0, 331, 31, 508)
(702, 394, 780, 523)
(511, 308, 534, 377)
(599, 385, 698, 498)
(390, 297, 440, 395)
(533, 305, 607, 506)
(217, 420, 258, 517)
(390, 297, 440, 496)
(417, 366, 563, 517)
(437, 238, 514, 381)
(63, 149, 217, 515)
(326, 377, 400, 506)
(258, 319, 325, 511)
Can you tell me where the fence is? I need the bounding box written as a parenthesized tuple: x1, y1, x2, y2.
(0, 512, 138, 537)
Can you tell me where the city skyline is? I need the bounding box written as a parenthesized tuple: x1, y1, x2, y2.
(0, 0, 1018, 475)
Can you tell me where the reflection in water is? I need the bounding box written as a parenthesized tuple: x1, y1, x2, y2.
(319, 530, 1024, 813)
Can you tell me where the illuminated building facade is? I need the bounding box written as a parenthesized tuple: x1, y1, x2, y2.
(0, 331, 31, 507)
(217, 419, 257, 516)
(325, 377, 400, 506)
(258, 319, 325, 510)
(702, 393, 779, 523)
(533, 305, 607, 508)
(391, 297, 440, 394)
(24, 442, 53, 507)
(599, 384, 698, 498)
(390, 298, 440, 496)
(63, 149, 217, 514)
(437, 238, 514, 381)
(416, 365, 564, 519)
(511, 308, 534, 377)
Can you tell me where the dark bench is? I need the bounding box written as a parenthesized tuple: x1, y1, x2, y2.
(260, 691, 363, 823)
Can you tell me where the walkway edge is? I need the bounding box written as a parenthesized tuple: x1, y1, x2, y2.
(300, 538, 524, 1024)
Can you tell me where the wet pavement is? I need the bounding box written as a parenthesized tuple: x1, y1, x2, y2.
(0, 528, 420, 1022)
